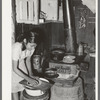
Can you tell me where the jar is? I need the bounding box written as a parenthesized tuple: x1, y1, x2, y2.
(77, 44, 84, 56)
(33, 55, 41, 70)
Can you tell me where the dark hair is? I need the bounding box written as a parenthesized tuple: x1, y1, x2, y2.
(16, 31, 35, 43)
(24, 31, 37, 43)
(16, 33, 25, 42)
(16, 27, 45, 44)
(30, 27, 45, 44)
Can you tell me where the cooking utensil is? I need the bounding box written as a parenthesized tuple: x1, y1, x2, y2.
(44, 68, 59, 78)
(19, 78, 52, 91)
(50, 48, 65, 61)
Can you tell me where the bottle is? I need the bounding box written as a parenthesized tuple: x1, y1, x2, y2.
(77, 43, 84, 56)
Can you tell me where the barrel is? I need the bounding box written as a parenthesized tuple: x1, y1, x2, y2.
(22, 89, 50, 100)
(50, 77, 84, 100)
(21, 78, 50, 100)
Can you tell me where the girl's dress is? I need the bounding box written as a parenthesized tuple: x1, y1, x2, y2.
(12, 42, 35, 93)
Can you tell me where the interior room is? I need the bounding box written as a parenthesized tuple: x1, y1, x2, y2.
(11, 0, 96, 100)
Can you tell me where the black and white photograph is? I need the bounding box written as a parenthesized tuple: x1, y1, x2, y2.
(2, 0, 98, 100)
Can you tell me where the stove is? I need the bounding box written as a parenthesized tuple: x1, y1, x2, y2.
(49, 61, 80, 80)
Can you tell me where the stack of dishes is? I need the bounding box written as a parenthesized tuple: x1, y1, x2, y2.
(63, 55, 76, 63)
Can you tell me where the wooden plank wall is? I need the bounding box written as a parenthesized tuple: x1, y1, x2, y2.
(15, 3, 95, 49)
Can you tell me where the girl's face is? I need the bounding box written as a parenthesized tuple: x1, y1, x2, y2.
(25, 32, 37, 50)
(26, 42, 37, 50)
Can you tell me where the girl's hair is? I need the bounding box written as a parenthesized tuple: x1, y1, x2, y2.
(16, 27, 45, 44)
(30, 27, 45, 44)
(16, 33, 25, 42)
(25, 31, 37, 43)
(16, 31, 36, 43)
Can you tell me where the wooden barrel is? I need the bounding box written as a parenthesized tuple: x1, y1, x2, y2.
(50, 77, 84, 100)
(22, 90, 50, 100)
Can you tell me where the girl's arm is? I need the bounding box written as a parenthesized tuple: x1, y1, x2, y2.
(12, 60, 38, 85)
(25, 56, 34, 76)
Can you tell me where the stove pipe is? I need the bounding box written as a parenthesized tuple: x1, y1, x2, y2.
(62, 0, 77, 54)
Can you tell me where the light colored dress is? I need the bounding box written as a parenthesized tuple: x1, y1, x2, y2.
(12, 42, 35, 93)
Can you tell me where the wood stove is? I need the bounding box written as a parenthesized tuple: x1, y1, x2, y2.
(49, 0, 86, 100)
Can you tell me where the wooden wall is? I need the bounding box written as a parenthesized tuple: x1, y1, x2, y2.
(74, 5, 95, 46)
(15, 1, 95, 49)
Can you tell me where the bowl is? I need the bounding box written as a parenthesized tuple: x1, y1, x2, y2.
(25, 78, 49, 96)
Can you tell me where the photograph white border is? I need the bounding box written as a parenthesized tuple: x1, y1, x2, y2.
(2, 0, 11, 100)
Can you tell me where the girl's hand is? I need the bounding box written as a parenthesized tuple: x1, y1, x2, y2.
(27, 78, 39, 86)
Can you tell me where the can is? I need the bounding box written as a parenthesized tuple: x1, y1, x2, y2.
(33, 55, 41, 70)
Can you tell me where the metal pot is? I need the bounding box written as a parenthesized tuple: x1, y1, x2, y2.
(50, 48, 65, 61)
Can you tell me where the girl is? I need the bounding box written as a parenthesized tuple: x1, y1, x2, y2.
(12, 31, 39, 100)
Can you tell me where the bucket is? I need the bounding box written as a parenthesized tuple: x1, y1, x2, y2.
(22, 90, 50, 100)
(22, 78, 50, 100)
(50, 77, 84, 100)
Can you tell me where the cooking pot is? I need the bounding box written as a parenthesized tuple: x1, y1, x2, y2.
(50, 48, 65, 61)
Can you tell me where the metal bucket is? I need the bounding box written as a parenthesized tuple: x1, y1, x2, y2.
(33, 55, 41, 70)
